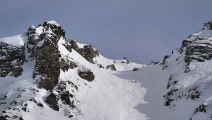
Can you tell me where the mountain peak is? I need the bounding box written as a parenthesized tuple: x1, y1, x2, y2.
(28, 21, 65, 41)
(0, 20, 144, 119)
(203, 20, 212, 30)
(45, 20, 60, 27)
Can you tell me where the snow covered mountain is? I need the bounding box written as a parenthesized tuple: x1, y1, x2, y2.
(0, 21, 144, 120)
(0, 20, 212, 120)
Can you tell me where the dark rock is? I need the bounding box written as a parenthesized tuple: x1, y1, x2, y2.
(28, 26, 36, 35)
(0, 116, 7, 120)
(193, 104, 207, 115)
(21, 107, 27, 112)
(29, 98, 37, 103)
(60, 59, 77, 72)
(61, 91, 75, 108)
(64, 40, 78, 51)
(30, 23, 61, 91)
(106, 64, 116, 71)
(11, 67, 23, 77)
(161, 55, 170, 70)
(37, 103, 43, 108)
(78, 70, 95, 82)
(65, 40, 99, 64)
(166, 74, 177, 89)
(98, 64, 104, 68)
(61, 92, 71, 105)
(19, 117, 24, 120)
(12, 115, 18, 119)
(57, 81, 67, 92)
(132, 67, 139, 71)
(66, 81, 78, 91)
(83, 45, 98, 63)
(43, 21, 65, 37)
(163, 89, 179, 107)
(188, 87, 201, 100)
(0, 95, 7, 100)
(69, 40, 78, 50)
(45, 93, 59, 111)
(203, 21, 212, 30)
(180, 38, 212, 71)
(1, 111, 6, 113)
(0, 42, 25, 77)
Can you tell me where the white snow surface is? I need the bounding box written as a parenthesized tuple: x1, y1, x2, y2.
(0, 34, 27, 47)
(47, 20, 60, 26)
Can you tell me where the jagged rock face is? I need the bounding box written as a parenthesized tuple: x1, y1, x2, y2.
(45, 93, 59, 111)
(34, 41, 61, 90)
(29, 22, 64, 90)
(26, 21, 80, 114)
(64, 40, 99, 63)
(57, 81, 75, 108)
(178, 22, 212, 72)
(42, 21, 65, 37)
(164, 37, 212, 106)
(160, 21, 212, 120)
(183, 21, 212, 62)
(0, 42, 25, 77)
(203, 21, 212, 30)
(0, 21, 96, 115)
(181, 39, 212, 67)
(27, 21, 65, 58)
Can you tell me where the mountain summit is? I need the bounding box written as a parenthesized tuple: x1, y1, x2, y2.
(0, 21, 143, 120)
(0, 20, 212, 120)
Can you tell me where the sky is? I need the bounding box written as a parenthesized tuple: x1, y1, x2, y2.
(0, 0, 212, 64)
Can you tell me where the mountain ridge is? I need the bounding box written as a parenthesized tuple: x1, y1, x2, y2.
(0, 20, 144, 120)
(0, 20, 212, 120)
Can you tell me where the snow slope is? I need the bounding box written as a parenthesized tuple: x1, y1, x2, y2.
(1, 20, 212, 120)
(0, 34, 27, 47)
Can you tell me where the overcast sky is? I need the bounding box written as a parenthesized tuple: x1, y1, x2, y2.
(0, 0, 212, 63)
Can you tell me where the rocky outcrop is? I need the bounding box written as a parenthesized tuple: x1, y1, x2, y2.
(26, 21, 81, 114)
(45, 93, 59, 111)
(29, 21, 64, 91)
(57, 81, 75, 108)
(78, 68, 95, 82)
(162, 21, 212, 118)
(181, 39, 212, 67)
(64, 40, 99, 64)
(179, 21, 212, 70)
(106, 64, 116, 71)
(60, 58, 78, 72)
(0, 42, 25, 77)
(202, 20, 212, 30)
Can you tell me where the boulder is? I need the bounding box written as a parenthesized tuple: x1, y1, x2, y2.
(106, 64, 116, 71)
(78, 70, 95, 82)
(45, 93, 59, 111)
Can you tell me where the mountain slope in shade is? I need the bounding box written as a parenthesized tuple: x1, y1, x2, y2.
(1, 20, 212, 120)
